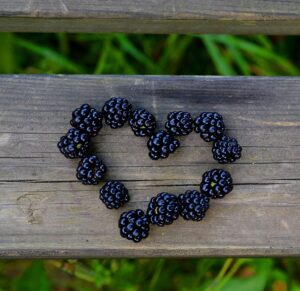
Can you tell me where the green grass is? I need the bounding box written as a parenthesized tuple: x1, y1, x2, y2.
(0, 33, 299, 75)
(0, 33, 299, 290)
(1, 259, 300, 290)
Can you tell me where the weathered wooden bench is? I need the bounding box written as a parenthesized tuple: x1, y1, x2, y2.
(0, 1, 300, 258)
(1, 0, 300, 34)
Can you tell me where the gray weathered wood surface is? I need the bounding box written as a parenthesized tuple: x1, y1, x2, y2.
(0, 75, 300, 258)
(1, 0, 300, 34)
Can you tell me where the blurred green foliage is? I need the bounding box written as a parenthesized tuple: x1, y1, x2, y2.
(0, 33, 299, 290)
(1, 258, 300, 290)
(0, 33, 299, 75)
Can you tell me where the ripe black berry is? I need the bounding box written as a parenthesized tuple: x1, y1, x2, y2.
(200, 169, 233, 199)
(76, 155, 106, 185)
(129, 108, 156, 137)
(212, 135, 242, 164)
(165, 111, 193, 136)
(179, 190, 210, 221)
(102, 97, 132, 129)
(147, 130, 180, 160)
(119, 209, 150, 243)
(57, 128, 90, 159)
(99, 181, 130, 209)
(70, 104, 103, 137)
(147, 192, 181, 226)
(194, 112, 225, 142)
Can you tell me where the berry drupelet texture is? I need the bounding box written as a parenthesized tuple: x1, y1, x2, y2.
(102, 97, 132, 129)
(147, 130, 180, 160)
(129, 108, 156, 137)
(165, 111, 193, 136)
(119, 209, 150, 243)
(179, 190, 210, 221)
(57, 128, 90, 159)
(99, 181, 130, 209)
(212, 135, 242, 164)
(76, 155, 106, 185)
(147, 192, 181, 226)
(200, 169, 233, 199)
(194, 112, 225, 142)
(70, 104, 103, 137)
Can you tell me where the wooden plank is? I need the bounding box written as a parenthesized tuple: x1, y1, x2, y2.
(0, 0, 300, 34)
(0, 75, 300, 258)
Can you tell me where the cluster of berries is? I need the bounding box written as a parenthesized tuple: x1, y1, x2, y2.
(57, 98, 241, 243)
(119, 168, 233, 242)
(58, 98, 242, 163)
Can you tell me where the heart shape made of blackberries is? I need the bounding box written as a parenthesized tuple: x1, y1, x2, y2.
(58, 98, 242, 243)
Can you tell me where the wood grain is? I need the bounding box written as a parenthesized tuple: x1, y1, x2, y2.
(0, 0, 300, 33)
(0, 75, 300, 258)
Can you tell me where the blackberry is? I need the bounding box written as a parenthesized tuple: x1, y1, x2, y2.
(70, 104, 103, 137)
(99, 181, 130, 209)
(200, 169, 233, 199)
(102, 97, 132, 129)
(179, 190, 210, 221)
(212, 135, 242, 164)
(147, 192, 181, 226)
(147, 130, 180, 160)
(57, 128, 90, 159)
(129, 108, 156, 137)
(165, 111, 193, 136)
(194, 112, 225, 142)
(119, 209, 150, 243)
(76, 155, 106, 185)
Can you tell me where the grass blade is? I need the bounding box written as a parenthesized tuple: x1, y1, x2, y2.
(200, 35, 236, 75)
(0, 33, 16, 73)
(214, 35, 300, 75)
(14, 37, 83, 73)
(94, 37, 112, 74)
(115, 34, 155, 72)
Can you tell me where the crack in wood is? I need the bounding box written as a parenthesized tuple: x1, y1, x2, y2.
(16, 192, 51, 224)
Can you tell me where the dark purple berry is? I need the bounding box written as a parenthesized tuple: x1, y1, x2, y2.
(57, 128, 90, 159)
(147, 130, 180, 160)
(212, 135, 242, 164)
(70, 104, 103, 137)
(194, 112, 225, 142)
(102, 97, 132, 129)
(100, 181, 130, 209)
(179, 190, 210, 221)
(76, 155, 106, 185)
(119, 209, 150, 243)
(147, 192, 181, 226)
(165, 111, 193, 136)
(129, 108, 156, 137)
(200, 169, 233, 199)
